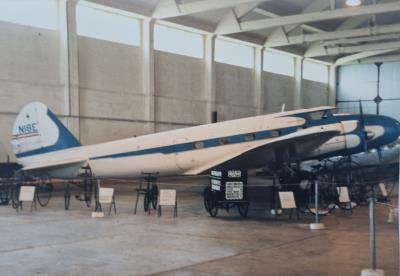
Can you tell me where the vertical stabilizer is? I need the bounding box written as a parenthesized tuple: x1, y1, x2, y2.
(11, 102, 81, 159)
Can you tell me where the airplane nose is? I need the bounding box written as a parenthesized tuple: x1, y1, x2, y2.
(364, 115, 400, 149)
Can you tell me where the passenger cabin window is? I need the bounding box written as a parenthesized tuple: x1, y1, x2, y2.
(244, 133, 256, 141)
(194, 141, 205, 149)
(219, 138, 229, 145)
(271, 130, 280, 137)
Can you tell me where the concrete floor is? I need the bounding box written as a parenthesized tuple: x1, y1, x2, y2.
(0, 176, 398, 276)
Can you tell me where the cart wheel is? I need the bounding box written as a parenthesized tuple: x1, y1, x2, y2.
(64, 184, 71, 210)
(203, 186, 212, 212)
(151, 184, 158, 209)
(85, 195, 92, 207)
(208, 192, 218, 217)
(36, 183, 53, 207)
(0, 182, 10, 205)
(11, 184, 20, 210)
(238, 203, 249, 217)
(144, 192, 150, 212)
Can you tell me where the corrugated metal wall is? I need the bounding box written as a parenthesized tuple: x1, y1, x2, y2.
(337, 61, 400, 121)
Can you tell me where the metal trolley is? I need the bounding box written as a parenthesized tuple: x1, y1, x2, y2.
(203, 170, 249, 217)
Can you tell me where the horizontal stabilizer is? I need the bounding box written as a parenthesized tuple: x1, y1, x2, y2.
(22, 158, 87, 172)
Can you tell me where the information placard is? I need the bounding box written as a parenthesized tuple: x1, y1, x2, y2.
(279, 191, 296, 209)
(19, 186, 35, 202)
(99, 188, 114, 204)
(159, 189, 176, 206)
(337, 186, 350, 203)
(379, 183, 388, 197)
(225, 182, 243, 200)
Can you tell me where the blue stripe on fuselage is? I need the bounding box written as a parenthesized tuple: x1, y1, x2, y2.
(89, 129, 287, 160)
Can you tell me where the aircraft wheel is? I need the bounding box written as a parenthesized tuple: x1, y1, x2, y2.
(238, 203, 249, 217)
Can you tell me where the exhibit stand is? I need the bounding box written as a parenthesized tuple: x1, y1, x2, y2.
(310, 181, 325, 230)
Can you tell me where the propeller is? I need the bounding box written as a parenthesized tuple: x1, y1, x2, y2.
(358, 100, 368, 153)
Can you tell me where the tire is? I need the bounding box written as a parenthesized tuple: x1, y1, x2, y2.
(64, 184, 70, 210)
(151, 185, 158, 209)
(208, 192, 218, 217)
(11, 185, 20, 210)
(144, 192, 150, 212)
(85, 196, 91, 208)
(36, 183, 53, 207)
(238, 203, 249, 217)
(0, 183, 10, 205)
(203, 187, 212, 212)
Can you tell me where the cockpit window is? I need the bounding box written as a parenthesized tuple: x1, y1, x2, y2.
(309, 111, 328, 121)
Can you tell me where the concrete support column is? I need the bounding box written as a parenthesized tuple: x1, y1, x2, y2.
(59, 0, 80, 139)
(294, 56, 303, 109)
(328, 65, 337, 106)
(254, 47, 264, 115)
(204, 34, 216, 123)
(142, 18, 156, 132)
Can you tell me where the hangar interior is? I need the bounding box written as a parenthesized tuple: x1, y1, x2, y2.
(0, 0, 399, 275)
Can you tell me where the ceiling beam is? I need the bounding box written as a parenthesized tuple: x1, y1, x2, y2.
(305, 41, 400, 57)
(215, 2, 265, 34)
(348, 54, 400, 64)
(152, 0, 264, 19)
(321, 33, 400, 47)
(215, 2, 400, 34)
(264, 0, 330, 46)
(265, 23, 400, 47)
(335, 49, 398, 65)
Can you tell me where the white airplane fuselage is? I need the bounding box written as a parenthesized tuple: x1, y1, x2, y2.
(11, 102, 399, 179)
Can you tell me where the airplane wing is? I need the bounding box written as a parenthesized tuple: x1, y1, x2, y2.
(184, 123, 342, 175)
(22, 158, 87, 172)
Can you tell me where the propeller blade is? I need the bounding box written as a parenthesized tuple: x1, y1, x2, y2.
(358, 100, 368, 153)
(359, 100, 365, 129)
(377, 147, 383, 162)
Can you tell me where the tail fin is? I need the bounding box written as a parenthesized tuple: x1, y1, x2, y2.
(11, 102, 81, 159)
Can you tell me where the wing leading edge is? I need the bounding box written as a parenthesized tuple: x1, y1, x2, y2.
(183, 123, 343, 175)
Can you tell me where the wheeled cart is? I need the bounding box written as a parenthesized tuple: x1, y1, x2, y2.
(203, 170, 249, 217)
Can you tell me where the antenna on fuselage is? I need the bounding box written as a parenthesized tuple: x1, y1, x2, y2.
(281, 104, 286, 112)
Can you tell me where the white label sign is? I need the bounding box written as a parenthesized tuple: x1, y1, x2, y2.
(225, 182, 243, 200)
(279, 192, 296, 209)
(19, 186, 35, 202)
(211, 171, 222, 177)
(159, 189, 176, 206)
(228, 170, 241, 178)
(99, 188, 114, 204)
(337, 186, 350, 203)
(211, 179, 221, 191)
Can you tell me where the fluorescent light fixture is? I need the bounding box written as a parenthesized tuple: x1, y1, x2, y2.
(345, 0, 361, 7)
